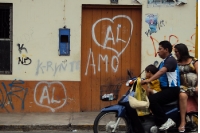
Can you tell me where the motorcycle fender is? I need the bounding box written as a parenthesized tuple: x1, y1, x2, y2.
(101, 105, 126, 117)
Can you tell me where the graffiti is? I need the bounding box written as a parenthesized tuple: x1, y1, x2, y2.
(147, 0, 177, 7)
(85, 15, 133, 75)
(145, 14, 158, 34)
(145, 14, 165, 36)
(157, 20, 165, 30)
(147, 34, 195, 57)
(186, 33, 196, 53)
(85, 48, 96, 75)
(0, 80, 28, 112)
(17, 44, 28, 53)
(17, 44, 32, 65)
(149, 36, 159, 57)
(34, 81, 67, 112)
(92, 15, 133, 57)
(85, 48, 119, 75)
(35, 60, 80, 76)
(62, 59, 67, 63)
(18, 57, 32, 65)
(148, 0, 186, 6)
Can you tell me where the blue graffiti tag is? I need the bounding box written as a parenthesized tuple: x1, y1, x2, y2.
(0, 79, 28, 112)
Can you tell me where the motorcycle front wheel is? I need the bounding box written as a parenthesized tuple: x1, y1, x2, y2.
(93, 111, 131, 133)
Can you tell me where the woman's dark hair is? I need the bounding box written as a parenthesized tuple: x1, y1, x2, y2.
(159, 40, 172, 53)
(145, 64, 158, 74)
(174, 43, 193, 62)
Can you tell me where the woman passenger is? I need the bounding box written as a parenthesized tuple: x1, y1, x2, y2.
(174, 43, 198, 132)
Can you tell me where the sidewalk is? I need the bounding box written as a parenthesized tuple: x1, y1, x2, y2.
(0, 112, 99, 131)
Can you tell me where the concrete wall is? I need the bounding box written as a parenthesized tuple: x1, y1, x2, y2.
(0, 0, 196, 81)
(0, 0, 196, 112)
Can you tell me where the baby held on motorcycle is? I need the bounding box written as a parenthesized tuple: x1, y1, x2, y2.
(143, 64, 161, 96)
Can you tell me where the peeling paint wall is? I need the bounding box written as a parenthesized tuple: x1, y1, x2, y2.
(0, 80, 80, 113)
(141, 0, 196, 75)
(0, 0, 196, 112)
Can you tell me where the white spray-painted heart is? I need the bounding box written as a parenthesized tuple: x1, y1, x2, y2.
(34, 81, 67, 112)
(92, 15, 133, 57)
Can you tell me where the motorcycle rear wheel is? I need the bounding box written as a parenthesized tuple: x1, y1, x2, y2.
(93, 111, 130, 133)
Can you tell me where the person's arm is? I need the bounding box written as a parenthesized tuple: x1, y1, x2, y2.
(194, 60, 198, 74)
(141, 67, 167, 84)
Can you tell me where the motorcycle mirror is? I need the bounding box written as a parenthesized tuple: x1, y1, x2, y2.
(127, 70, 132, 79)
(138, 70, 144, 77)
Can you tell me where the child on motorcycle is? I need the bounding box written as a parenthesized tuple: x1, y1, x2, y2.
(130, 65, 162, 116)
(144, 64, 161, 95)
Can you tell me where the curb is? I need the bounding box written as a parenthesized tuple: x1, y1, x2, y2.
(0, 124, 93, 131)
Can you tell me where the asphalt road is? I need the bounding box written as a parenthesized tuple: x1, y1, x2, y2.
(0, 131, 197, 133)
(0, 131, 93, 133)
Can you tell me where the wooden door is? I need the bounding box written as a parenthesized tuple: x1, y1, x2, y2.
(80, 5, 142, 111)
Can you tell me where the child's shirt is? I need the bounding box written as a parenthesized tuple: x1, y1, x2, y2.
(149, 79, 161, 92)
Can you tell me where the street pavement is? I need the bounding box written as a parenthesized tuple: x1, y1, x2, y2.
(0, 112, 197, 133)
(0, 112, 98, 131)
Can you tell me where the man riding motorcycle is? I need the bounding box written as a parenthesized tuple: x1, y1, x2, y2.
(141, 41, 180, 130)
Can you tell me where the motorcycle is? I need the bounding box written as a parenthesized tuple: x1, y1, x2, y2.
(93, 70, 198, 133)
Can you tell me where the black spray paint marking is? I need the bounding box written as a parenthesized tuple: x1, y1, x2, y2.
(17, 44, 28, 54)
(18, 57, 32, 65)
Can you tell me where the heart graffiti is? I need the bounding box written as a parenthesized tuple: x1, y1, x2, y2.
(92, 15, 133, 57)
(34, 81, 67, 112)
